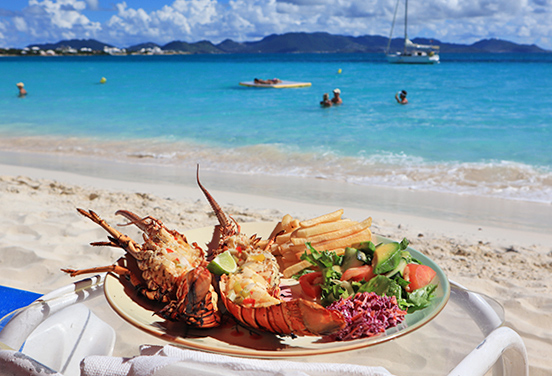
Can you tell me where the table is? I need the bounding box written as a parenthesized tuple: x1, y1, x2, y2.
(0, 275, 528, 376)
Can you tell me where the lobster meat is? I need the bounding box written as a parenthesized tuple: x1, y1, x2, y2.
(62, 209, 221, 328)
(197, 168, 346, 336)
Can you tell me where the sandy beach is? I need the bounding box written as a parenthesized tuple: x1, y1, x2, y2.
(1, 162, 551, 375)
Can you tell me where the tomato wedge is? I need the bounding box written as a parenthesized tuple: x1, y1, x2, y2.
(340, 265, 374, 282)
(404, 264, 437, 292)
(299, 271, 323, 299)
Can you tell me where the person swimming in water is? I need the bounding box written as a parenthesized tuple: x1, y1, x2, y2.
(331, 88, 342, 104)
(320, 93, 332, 107)
(16, 82, 27, 97)
(395, 90, 408, 105)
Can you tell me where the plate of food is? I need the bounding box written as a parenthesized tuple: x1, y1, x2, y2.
(96, 209, 450, 358)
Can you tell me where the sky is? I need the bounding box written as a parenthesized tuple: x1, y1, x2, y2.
(0, 0, 550, 49)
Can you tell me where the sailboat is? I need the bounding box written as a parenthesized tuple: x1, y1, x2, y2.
(385, 0, 439, 64)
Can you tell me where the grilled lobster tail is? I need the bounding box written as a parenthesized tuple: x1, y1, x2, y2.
(219, 275, 345, 336)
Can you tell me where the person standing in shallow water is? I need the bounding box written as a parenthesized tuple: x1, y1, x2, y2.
(331, 88, 342, 104)
(395, 90, 408, 104)
(320, 93, 332, 107)
(16, 82, 27, 97)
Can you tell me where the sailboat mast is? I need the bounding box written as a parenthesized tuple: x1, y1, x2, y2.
(404, 0, 408, 53)
(386, 0, 400, 54)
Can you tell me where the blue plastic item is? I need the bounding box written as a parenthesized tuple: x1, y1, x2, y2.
(0, 285, 41, 332)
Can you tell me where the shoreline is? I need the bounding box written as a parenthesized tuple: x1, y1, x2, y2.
(1, 161, 551, 247)
(0, 163, 551, 374)
(0, 149, 551, 238)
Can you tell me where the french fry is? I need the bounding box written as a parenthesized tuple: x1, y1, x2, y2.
(278, 240, 295, 253)
(275, 231, 293, 244)
(299, 209, 344, 228)
(282, 260, 312, 278)
(289, 243, 308, 254)
(281, 251, 297, 261)
(280, 242, 296, 254)
(287, 218, 370, 251)
(281, 214, 293, 231)
(294, 219, 353, 238)
(306, 218, 372, 244)
(289, 235, 308, 246)
(281, 253, 300, 268)
(309, 228, 372, 253)
(273, 210, 373, 281)
(270, 243, 281, 256)
(288, 219, 300, 232)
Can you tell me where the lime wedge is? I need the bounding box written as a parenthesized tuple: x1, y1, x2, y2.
(207, 250, 238, 275)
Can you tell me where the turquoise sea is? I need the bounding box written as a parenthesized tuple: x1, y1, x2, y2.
(1, 53, 551, 207)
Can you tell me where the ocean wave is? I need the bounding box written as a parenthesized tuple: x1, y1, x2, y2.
(1, 135, 551, 204)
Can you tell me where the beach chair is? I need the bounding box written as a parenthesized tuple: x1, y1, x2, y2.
(0, 276, 115, 376)
(0, 276, 528, 376)
(446, 281, 528, 375)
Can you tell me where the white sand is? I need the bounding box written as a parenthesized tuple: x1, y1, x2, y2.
(0, 163, 551, 374)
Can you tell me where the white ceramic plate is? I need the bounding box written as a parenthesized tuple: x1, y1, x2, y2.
(104, 222, 450, 357)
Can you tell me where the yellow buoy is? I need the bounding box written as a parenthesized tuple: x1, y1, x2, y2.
(100, 77, 107, 84)
(337, 69, 342, 74)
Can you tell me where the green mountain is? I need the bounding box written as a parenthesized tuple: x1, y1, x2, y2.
(28, 39, 113, 51)
(162, 40, 222, 54)
(27, 34, 550, 54)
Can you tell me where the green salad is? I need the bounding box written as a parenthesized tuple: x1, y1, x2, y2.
(295, 239, 438, 313)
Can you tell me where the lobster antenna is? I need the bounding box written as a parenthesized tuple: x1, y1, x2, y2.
(196, 164, 231, 229)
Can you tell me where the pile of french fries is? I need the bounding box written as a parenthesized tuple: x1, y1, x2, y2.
(268, 209, 373, 278)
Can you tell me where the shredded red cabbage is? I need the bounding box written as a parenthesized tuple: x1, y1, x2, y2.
(325, 292, 407, 341)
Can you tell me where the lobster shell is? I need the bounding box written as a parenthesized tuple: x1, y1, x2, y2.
(64, 209, 221, 329)
(158, 266, 221, 328)
(219, 275, 346, 336)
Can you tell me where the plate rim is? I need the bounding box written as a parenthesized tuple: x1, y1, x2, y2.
(104, 222, 450, 357)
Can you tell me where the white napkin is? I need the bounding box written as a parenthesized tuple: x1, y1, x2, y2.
(0, 349, 63, 376)
(81, 344, 395, 376)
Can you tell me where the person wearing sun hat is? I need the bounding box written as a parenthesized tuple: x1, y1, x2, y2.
(16, 82, 27, 97)
(331, 88, 342, 104)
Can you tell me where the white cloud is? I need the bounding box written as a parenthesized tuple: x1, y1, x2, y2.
(102, 0, 225, 45)
(13, 17, 28, 32)
(0, 0, 101, 46)
(0, 0, 550, 49)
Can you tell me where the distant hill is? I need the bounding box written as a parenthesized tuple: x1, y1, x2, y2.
(27, 34, 550, 54)
(349, 35, 393, 53)
(162, 40, 221, 54)
(469, 39, 545, 53)
(224, 33, 547, 54)
(28, 39, 113, 51)
(216, 39, 247, 53)
(228, 32, 370, 53)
